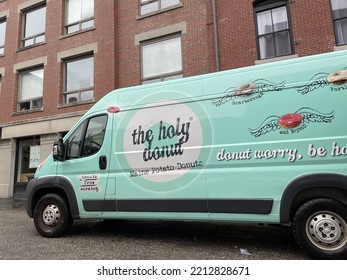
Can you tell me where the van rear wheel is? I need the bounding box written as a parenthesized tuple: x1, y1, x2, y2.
(33, 194, 73, 237)
(292, 198, 347, 259)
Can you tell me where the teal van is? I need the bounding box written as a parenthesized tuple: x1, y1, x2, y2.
(25, 50, 347, 259)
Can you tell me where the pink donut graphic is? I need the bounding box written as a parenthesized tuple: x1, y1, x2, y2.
(277, 113, 303, 129)
(327, 70, 347, 85)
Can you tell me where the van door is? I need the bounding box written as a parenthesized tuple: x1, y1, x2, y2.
(107, 94, 210, 221)
(56, 113, 112, 217)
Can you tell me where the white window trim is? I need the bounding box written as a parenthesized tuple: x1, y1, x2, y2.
(13, 56, 47, 73)
(135, 21, 186, 46)
(57, 43, 98, 62)
(17, 0, 45, 12)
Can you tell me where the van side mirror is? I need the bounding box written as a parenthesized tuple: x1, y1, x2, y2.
(53, 139, 66, 161)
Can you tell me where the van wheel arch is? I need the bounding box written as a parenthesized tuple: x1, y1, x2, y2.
(28, 176, 80, 219)
(280, 174, 347, 223)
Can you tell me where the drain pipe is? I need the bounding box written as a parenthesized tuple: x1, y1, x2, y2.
(212, 0, 220, 71)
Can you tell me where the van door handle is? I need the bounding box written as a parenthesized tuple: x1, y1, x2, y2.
(99, 155, 107, 170)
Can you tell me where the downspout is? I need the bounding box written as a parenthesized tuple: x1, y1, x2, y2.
(212, 0, 220, 71)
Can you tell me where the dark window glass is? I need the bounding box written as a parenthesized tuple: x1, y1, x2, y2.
(331, 0, 347, 45)
(67, 115, 107, 159)
(255, 3, 292, 59)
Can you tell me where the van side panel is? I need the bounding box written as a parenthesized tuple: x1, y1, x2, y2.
(202, 51, 347, 223)
(87, 51, 347, 224)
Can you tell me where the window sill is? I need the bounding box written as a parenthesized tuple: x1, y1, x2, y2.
(57, 99, 95, 109)
(334, 45, 347, 51)
(255, 54, 299, 65)
(137, 3, 183, 20)
(59, 27, 96, 40)
(12, 108, 43, 116)
(16, 42, 46, 53)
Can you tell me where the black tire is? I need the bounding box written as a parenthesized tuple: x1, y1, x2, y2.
(33, 193, 73, 237)
(292, 198, 347, 259)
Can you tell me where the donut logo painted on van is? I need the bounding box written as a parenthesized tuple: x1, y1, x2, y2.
(116, 92, 212, 191)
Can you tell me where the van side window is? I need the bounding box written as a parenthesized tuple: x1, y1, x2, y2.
(66, 115, 108, 159)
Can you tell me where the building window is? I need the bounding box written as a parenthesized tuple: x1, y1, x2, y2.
(18, 67, 44, 111)
(254, 1, 293, 59)
(139, 0, 181, 16)
(331, 0, 347, 45)
(141, 35, 183, 84)
(22, 5, 46, 48)
(0, 19, 6, 55)
(64, 55, 94, 104)
(65, 0, 94, 34)
(16, 138, 40, 183)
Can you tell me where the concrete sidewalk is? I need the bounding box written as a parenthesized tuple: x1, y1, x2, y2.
(0, 196, 25, 210)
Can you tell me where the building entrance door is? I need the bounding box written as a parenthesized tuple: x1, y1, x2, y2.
(15, 137, 40, 194)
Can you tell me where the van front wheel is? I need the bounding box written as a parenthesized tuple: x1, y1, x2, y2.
(292, 198, 347, 259)
(33, 194, 73, 237)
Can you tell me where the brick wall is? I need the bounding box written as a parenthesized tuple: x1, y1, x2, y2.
(0, 0, 116, 124)
(116, 0, 216, 88)
(289, 0, 335, 56)
(216, 0, 337, 69)
(0, 0, 342, 126)
(217, 0, 257, 70)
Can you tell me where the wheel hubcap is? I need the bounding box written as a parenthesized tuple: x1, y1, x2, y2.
(42, 204, 60, 226)
(307, 211, 347, 250)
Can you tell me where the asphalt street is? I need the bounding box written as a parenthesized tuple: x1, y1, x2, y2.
(0, 197, 310, 260)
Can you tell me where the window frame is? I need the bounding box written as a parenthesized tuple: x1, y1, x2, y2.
(330, 0, 347, 46)
(65, 114, 108, 160)
(18, 66, 44, 112)
(254, 0, 294, 60)
(0, 18, 6, 56)
(63, 54, 94, 105)
(65, 0, 95, 35)
(140, 34, 183, 84)
(139, 0, 182, 17)
(21, 4, 46, 48)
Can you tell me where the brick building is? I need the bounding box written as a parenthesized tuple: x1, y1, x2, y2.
(0, 0, 346, 197)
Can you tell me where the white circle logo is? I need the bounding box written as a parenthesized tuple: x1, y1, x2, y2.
(116, 93, 212, 191)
